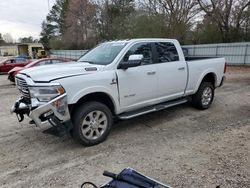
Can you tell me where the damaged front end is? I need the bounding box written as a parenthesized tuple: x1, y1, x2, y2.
(11, 74, 72, 136)
(11, 97, 30, 122)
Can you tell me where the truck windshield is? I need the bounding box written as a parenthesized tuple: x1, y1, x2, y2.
(78, 42, 127, 65)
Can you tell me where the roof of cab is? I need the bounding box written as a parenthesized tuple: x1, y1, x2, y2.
(105, 38, 178, 43)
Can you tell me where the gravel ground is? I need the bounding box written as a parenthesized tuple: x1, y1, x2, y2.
(0, 67, 249, 188)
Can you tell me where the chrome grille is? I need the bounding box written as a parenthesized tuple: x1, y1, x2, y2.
(16, 77, 30, 99)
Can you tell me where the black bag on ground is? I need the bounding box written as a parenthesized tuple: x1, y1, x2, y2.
(81, 167, 172, 188)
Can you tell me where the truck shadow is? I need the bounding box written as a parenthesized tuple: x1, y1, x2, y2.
(14, 102, 194, 149)
(111, 102, 192, 134)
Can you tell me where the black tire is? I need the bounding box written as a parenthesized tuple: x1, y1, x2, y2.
(192, 82, 214, 110)
(72, 101, 113, 146)
(8, 74, 15, 82)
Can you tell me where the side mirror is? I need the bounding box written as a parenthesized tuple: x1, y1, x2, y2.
(118, 54, 143, 69)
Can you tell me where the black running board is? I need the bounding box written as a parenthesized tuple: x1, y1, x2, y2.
(118, 98, 188, 120)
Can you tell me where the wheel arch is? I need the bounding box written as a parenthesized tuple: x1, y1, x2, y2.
(201, 72, 217, 88)
(195, 72, 217, 93)
(69, 92, 116, 116)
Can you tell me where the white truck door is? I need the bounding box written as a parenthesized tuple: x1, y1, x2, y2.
(154, 42, 187, 101)
(116, 42, 157, 111)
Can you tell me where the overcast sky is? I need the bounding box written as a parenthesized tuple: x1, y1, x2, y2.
(0, 0, 56, 41)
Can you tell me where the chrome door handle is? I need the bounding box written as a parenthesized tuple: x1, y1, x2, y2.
(178, 67, 185, 70)
(147, 71, 156, 75)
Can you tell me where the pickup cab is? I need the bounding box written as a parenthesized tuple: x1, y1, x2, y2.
(11, 39, 226, 146)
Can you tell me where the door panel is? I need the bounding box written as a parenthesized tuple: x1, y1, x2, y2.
(156, 61, 187, 99)
(116, 42, 158, 111)
(117, 65, 157, 110)
(154, 42, 187, 100)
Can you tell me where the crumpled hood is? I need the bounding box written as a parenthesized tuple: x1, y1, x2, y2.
(19, 62, 104, 82)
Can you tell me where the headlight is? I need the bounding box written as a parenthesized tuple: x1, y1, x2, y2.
(29, 85, 65, 102)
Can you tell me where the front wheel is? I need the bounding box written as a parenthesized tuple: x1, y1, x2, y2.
(72, 102, 113, 146)
(8, 74, 15, 82)
(192, 82, 214, 110)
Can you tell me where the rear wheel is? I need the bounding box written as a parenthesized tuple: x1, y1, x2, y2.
(192, 82, 214, 109)
(72, 101, 113, 146)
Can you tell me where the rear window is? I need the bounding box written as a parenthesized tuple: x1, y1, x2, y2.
(15, 58, 26, 63)
(155, 42, 179, 63)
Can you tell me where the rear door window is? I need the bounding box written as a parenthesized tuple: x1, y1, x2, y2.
(155, 42, 179, 63)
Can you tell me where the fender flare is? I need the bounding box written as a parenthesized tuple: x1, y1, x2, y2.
(69, 86, 119, 113)
(194, 70, 217, 93)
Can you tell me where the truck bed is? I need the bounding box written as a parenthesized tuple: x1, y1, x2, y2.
(184, 57, 225, 96)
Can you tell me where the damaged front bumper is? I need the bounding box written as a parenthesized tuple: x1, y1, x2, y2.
(11, 93, 71, 127)
(10, 97, 31, 122)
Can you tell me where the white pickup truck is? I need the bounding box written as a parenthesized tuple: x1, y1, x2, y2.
(11, 39, 226, 146)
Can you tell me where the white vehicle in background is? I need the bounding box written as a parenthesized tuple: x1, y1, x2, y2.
(11, 38, 226, 146)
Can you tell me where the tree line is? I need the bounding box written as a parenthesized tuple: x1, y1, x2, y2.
(0, 33, 39, 44)
(40, 0, 250, 50)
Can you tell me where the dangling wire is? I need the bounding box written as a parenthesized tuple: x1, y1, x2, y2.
(81, 182, 118, 188)
(81, 182, 98, 188)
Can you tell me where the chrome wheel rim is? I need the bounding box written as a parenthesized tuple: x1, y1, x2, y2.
(81, 110, 108, 140)
(201, 87, 212, 106)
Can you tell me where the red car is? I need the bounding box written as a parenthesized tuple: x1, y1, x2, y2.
(8, 58, 72, 82)
(0, 58, 30, 73)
